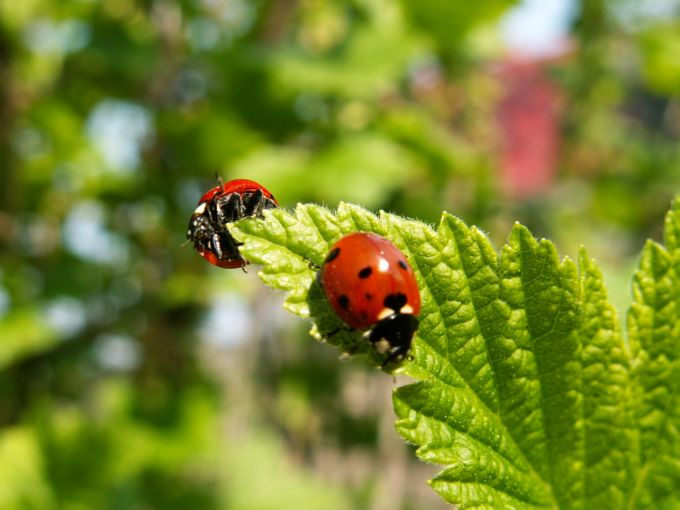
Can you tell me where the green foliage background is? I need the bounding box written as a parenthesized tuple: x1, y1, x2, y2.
(1, 0, 679, 508)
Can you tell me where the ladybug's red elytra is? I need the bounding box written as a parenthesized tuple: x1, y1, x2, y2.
(317, 232, 421, 365)
(187, 178, 278, 269)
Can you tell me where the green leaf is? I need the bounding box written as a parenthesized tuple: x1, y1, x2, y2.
(231, 201, 677, 509)
(578, 249, 636, 508)
(627, 199, 680, 509)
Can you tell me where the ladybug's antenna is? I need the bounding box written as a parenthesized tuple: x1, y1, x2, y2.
(215, 172, 223, 186)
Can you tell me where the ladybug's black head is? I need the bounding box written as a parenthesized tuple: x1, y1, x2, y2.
(368, 312, 419, 367)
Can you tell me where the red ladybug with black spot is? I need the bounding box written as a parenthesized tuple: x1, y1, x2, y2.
(317, 232, 421, 365)
(187, 178, 278, 269)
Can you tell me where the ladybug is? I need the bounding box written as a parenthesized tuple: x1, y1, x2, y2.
(187, 178, 278, 269)
(317, 232, 421, 365)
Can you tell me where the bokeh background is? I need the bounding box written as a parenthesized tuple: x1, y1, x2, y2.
(1, 0, 679, 508)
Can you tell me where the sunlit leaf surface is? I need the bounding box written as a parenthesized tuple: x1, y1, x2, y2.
(233, 201, 680, 509)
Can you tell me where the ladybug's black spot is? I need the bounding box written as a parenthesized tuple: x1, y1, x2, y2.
(338, 294, 350, 309)
(398, 260, 409, 270)
(384, 293, 407, 312)
(358, 266, 372, 279)
(365, 293, 373, 301)
(325, 247, 340, 264)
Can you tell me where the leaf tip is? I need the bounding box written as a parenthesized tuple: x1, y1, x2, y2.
(510, 221, 531, 239)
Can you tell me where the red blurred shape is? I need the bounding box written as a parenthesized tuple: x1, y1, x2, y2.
(495, 58, 564, 199)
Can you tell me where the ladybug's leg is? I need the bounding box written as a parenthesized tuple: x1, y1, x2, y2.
(244, 189, 279, 218)
(212, 229, 244, 263)
(210, 232, 224, 260)
(216, 228, 244, 256)
(306, 258, 322, 271)
(242, 189, 265, 217)
(204, 199, 221, 229)
(215, 193, 244, 225)
(319, 325, 360, 357)
(322, 325, 355, 338)
(380, 344, 410, 368)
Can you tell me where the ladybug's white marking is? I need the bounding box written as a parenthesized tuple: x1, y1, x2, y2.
(374, 338, 390, 354)
(377, 258, 389, 272)
(377, 307, 393, 321)
(400, 304, 414, 314)
(194, 202, 207, 215)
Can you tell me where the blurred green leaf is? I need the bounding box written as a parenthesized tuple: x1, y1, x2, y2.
(0, 309, 57, 370)
(399, 0, 517, 53)
(272, 0, 421, 99)
(0, 427, 55, 509)
(36, 380, 222, 510)
(235, 133, 417, 208)
(639, 23, 680, 95)
(223, 424, 354, 510)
